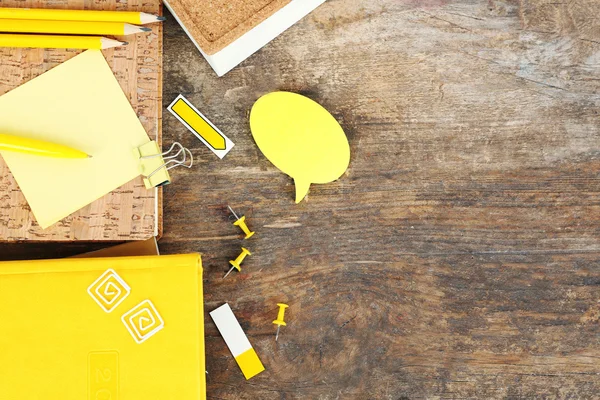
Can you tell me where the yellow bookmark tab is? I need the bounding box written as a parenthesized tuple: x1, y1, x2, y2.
(168, 95, 234, 159)
(210, 303, 265, 380)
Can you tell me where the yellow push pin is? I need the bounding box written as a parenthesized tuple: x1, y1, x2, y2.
(272, 303, 289, 341)
(223, 247, 251, 279)
(228, 205, 255, 239)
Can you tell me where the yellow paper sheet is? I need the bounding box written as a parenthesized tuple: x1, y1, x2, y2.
(0, 253, 206, 400)
(0, 50, 150, 228)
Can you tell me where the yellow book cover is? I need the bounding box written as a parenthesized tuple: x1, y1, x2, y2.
(0, 254, 206, 400)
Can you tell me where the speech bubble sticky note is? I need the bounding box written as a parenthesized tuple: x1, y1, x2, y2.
(250, 92, 350, 203)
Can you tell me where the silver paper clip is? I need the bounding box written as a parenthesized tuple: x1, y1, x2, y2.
(141, 142, 193, 180)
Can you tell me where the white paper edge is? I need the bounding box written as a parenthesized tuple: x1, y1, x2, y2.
(154, 186, 159, 237)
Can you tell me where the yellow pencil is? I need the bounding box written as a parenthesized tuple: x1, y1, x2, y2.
(0, 8, 165, 24)
(0, 133, 90, 159)
(0, 19, 151, 36)
(0, 34, 127, 49)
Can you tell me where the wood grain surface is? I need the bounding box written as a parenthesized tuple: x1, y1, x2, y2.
(2, 0, 600, 398)
(0, 0, 162, 241)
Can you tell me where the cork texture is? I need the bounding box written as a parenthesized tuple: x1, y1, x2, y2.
(0, 0, 163, 242)
(166, 0, 291, 55)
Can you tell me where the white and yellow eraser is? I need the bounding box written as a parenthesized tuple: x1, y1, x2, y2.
(210, 303, 265, 380)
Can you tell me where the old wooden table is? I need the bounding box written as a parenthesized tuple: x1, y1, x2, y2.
(2, 0, 600, 398)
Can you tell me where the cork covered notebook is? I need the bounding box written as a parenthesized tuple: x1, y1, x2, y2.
(165, 0, 291, 55)
(0, 0, 163, 241)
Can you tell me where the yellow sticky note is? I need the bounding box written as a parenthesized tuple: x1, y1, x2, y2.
(0, 50, 151, 228)
(0, 253, 206, 400)
(250, 91, 350, 203)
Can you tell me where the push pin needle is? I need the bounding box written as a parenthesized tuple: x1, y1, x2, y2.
(273, 303, 289, 341)
(223, 247, 251, 279)
(227, 205, 255, 239)
(227, 205, 240, 220)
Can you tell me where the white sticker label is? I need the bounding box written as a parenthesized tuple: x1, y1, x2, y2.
(168, 94, 234, 159)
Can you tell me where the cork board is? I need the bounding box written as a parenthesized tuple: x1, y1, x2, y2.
(0, 0, 163, 242)
(165, 0, 291, 55)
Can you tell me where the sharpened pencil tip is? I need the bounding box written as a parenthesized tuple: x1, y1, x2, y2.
(141, 27, 152, 32)
(87, 154, 93, 158)
(157, 16, 167, 21)
(122, 42, 129, 46)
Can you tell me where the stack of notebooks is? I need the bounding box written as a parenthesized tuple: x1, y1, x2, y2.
(164, 0, 327, 76)
(0, 253, 206, 399)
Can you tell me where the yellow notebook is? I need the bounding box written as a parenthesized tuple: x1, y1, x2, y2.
(0, 254, 206, 400)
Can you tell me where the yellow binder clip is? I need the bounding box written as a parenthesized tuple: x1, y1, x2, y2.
(136, 141, 193, 189)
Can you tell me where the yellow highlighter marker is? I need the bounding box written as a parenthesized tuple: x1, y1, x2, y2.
(0, 19, 151, 36)
(0, 8, 165, 25)
(0, 34, 126, 50)
(0, 133, 91, 159)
